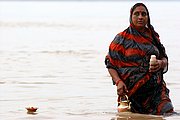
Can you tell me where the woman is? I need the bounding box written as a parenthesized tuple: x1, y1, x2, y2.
(105, 3, 174, 115)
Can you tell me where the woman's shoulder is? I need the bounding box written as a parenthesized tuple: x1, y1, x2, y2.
(149, 25, 160, 38)
(115, 27, 137, 41)
(118, 27, 129, 35)
(118, 26, 139, 36)
(112, 29, 129, 44)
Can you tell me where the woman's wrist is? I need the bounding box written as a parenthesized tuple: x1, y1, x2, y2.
(115, 79, 122, 86)
(160, 59, 167, 69)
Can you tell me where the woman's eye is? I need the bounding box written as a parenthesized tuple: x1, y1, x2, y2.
(142, 12, 147, 16)
(134, 12, 139, 16)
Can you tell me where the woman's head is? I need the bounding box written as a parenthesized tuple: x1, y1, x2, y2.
(130, 3, 150, 30)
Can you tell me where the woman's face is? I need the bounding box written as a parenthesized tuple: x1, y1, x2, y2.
(132, 6, 148, 29)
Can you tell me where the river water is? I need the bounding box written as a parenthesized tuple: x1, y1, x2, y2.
(0, 1, 180, 120)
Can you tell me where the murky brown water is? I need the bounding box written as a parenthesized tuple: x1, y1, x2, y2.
(0, 1, 180, 120)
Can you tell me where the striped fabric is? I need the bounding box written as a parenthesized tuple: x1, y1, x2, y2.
(105, 25, 174, 114)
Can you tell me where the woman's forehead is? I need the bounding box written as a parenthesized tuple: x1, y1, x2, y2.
(133, 6, 147, 13)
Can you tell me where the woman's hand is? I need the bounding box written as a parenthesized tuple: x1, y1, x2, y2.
(107, 68, 128, 96)
(149, 59, 163, 72)
(116, 80, 128, 96)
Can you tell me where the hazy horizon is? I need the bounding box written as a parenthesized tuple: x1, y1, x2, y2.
(0, 0, 179, 1)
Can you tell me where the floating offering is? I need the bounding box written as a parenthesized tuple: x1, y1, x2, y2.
(26, 107, 38, 114)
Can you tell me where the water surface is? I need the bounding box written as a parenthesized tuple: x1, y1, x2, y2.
(0, 1, 180, 120)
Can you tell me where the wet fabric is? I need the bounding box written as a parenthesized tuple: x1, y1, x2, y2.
(105, 25, 174, 115)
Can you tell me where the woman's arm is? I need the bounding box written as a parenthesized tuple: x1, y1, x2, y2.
(108, 68, 128, 96)
(108, 68, 121, 83)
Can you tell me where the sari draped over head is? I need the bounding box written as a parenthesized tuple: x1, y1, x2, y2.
(105, 3, 173, 115)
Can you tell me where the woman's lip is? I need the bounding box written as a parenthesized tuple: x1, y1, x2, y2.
(137, 21, 143, 24)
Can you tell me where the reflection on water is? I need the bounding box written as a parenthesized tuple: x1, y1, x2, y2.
(112, 112, 180, 120)
(113, 112, 164, 120)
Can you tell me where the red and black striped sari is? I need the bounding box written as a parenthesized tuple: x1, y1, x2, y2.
(105, 25, 174, 115)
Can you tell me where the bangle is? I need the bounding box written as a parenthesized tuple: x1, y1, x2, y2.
(115, 79, 122, 86)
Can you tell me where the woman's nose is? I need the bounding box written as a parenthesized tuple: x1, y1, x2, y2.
(138, 14, 143, 19)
